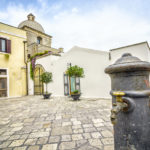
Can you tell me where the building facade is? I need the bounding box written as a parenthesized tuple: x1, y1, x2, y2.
(28, 41, 150, 99)
(35, 46, 110, 98)
(17, 13, 63, 95)
(0, 22, 27, 98)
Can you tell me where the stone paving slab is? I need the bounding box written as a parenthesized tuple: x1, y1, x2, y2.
(0, 96, 114, 150)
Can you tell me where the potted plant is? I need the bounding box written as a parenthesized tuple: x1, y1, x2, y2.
(40, 72, 52, 99)
(66, 65, 84, 100)
(71, 90, 81, 100)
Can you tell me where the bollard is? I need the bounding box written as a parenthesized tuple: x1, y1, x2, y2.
(105, 53, 150, 150)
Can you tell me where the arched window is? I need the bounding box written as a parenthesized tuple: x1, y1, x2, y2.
(37, 37, 42, 44)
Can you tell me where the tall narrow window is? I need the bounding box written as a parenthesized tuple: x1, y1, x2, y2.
(1, 39, 6, 52)
(0, 38, 11, 53)
(37, 37, 42, 44)
(0, 38, 6, 52)
(64, 74, 69, 96)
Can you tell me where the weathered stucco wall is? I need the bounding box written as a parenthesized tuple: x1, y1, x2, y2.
(25, 27, 51, 47)
(25, 27, 52, 55)
(29, 42, 150, 99)
(110, 42, 150, 64)
(0, 23, 27, 98)
(35, 46, 111, 98)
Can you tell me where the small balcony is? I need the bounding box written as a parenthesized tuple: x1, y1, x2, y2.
(27, 43, 63, 56)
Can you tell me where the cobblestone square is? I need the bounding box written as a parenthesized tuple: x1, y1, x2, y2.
(0, 96, 114, 150)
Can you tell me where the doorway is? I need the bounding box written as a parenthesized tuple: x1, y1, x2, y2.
(34, 65, 44, 95)
(0, 69, 8, 97)
(64, 74, 80, 95)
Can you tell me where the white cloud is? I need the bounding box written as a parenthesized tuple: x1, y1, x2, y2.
(0, 3, 150, 52)
(72, 8, 79, 13)
(45, 6, 150, 51)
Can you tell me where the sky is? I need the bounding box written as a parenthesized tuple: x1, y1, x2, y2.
(0, 0, 150, 52)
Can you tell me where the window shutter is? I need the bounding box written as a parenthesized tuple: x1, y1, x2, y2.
(64, 74, 69, 96)
(75, 77, 80, 92)
(0, 39, 1, 51)
(6, 40, 11, 53)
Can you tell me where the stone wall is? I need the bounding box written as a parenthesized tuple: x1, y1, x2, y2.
(25, 27, 52, 55)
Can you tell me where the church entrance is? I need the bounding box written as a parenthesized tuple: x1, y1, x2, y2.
(34, 65, 44, 95)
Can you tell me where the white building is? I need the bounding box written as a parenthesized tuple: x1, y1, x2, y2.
(28, 41, 150, 99)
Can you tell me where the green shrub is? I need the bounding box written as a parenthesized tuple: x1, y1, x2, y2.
(30, 51, 51, 80)
(5, 54, 9, 59)
(30, 63, 34, 79)
(44, 50, 49, 54)
(66, 65, 84, 77)
(72, 90, 79, 94)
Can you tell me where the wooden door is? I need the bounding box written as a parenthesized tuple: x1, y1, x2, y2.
(0, 78, 7, 97)
(34, 66, 44, 95)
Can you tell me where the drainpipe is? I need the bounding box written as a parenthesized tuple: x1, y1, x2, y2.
(23, 41, 28, 95)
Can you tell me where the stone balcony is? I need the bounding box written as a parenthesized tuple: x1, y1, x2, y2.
(27, 43, 63, 56)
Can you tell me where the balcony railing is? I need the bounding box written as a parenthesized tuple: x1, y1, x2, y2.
(28, 43, 63, 56)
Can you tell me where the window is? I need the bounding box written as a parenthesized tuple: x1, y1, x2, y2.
(1, 39, 6, 52)
(0, 38, 11, 53)
(37, 37, 42, 44)
(0, 69, 7, 75)
(63, 74, 80, 96)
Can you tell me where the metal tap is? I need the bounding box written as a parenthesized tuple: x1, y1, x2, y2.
(111, 92, 128, 125)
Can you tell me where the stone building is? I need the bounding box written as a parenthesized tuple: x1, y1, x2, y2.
(18, 13, 63, 57)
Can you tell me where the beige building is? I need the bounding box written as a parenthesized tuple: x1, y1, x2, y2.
(0, 22, 27, 98)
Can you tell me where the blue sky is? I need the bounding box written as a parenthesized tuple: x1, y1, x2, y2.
(0, 0, 150, 51)
(1, 0, 149, 16)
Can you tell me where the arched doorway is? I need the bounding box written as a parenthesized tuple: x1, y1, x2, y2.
(34, 65, 44, 95)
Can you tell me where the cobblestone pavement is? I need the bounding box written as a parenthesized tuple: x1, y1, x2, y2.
(0, 96, 114, 150)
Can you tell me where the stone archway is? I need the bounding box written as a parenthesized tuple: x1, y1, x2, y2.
(34, 64, 45, 95)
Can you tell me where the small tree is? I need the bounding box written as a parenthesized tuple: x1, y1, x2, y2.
(66, 65, 84, 77)
(40, 72, 52, 94)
